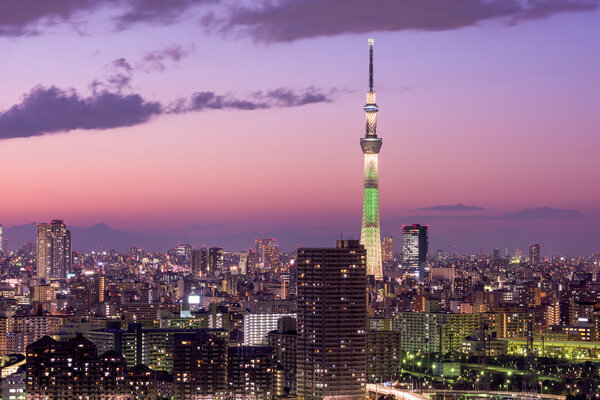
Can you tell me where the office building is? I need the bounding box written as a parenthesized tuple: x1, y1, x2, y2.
(239, 251, 249, 275)
(297, 240, 367, 400)
(208, 247, 224, 275)
(255, 239, 279, 270)
(381, 236, 394, 263)
(176, 243, 191, 260)
(36, 219, 72, 280)
(401, 224, 429, 281)
(191, 248, 208, 277)
(31, 285, 55, 303)
(529, 243, 541, 264)
(360, 39, 383, 280)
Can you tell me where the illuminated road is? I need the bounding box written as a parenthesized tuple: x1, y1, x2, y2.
(365, 384, 427, 400)
(366, 384, 566, 400)
(419, 389, 565, 400)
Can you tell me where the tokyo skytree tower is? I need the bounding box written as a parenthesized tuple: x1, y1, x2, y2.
(360, 39, 383, 279)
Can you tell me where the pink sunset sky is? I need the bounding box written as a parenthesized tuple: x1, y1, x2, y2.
(0, 1, 599, 254)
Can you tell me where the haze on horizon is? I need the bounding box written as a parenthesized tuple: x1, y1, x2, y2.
(0, 0, 598, 255)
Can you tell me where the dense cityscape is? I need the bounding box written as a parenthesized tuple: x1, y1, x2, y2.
(1, 2, 599, 400)
(0, 41, 598, 399)
(1, 220, 600, 399)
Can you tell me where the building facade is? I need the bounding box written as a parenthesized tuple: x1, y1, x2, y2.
(297, 240, 367, 400)
(36, 220, 71, 281)
(401, 224, 428, 281)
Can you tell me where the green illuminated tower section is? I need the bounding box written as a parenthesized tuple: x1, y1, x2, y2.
(360, 38, 383, 279)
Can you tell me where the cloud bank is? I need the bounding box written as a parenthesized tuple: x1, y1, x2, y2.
(421, 204, 485, 211)
(0, 85, 332, 139)
(207, 0, 600, 42)
(0, 0, 214, 36)
(0, 86, 161, 138)
(171, 87, 331, 112)
(2, 0, 597, 38)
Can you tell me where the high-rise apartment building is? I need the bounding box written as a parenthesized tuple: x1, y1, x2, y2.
(191, 248, 208, 277)
(529, 243, 541, 264)
(243, 313, 296, 346)
(239, 251, 249, 274)
(36, 219, 72, 281)
(296, 240, 367, 400)
(360, 39, 383, 280)
(228, 346, 276, 400)
(381, 236, 395, 263)
(401, 224, 428, 281)
(247, 248, 256, 275)
(208, 247, 223, 275)
(26, 335, 98, 400)
(267, 317, 297, 393)
(173, 330, 228, 399)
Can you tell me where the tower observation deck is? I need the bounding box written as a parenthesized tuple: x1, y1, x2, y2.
(360, 38, 383, 279)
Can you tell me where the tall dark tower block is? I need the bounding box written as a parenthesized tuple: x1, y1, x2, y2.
(297, 240, 367, 400)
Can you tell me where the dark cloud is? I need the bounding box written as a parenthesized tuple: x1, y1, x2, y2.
(209, 0, 600, 42)
(421, 204, 485, 211)
(113, 0, 216, 28)
(0, 0, 101, 36)
(138, 44, 195, 73)
(0, 86, 162, 139)
(0, 85, 332, 139)
(266, 88, 330, 107)
(170, 87, 332, 113)
(0, 0, 214, 36)
(503, 207, 582, 219)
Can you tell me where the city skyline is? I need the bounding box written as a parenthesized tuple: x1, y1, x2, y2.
(0, 2, 599, 255)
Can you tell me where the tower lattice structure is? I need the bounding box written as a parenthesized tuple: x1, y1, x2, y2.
(360, 39, 383, 279)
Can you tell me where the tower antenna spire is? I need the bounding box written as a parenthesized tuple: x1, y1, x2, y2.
(368, 38, 374, 91)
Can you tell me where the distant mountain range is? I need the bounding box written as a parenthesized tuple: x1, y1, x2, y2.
(2, 222, 346, 253)
(3, 214, 598, 255)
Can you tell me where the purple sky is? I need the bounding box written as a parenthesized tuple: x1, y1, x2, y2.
(0, 0, 599, 255)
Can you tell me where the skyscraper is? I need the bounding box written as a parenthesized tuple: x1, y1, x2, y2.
(36, 219, 72, 281)
(296, 240, 367, 400)
(191, 247, 209, 277)
(0, 224, 3, 253)
(401, 224, 429, 281)
(208, 247, 223, 275)
(255, 238, 279, 270)
(529, 243, 541, 264)
(381, 236, 395, 263)
(360, 39, 383, 279)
